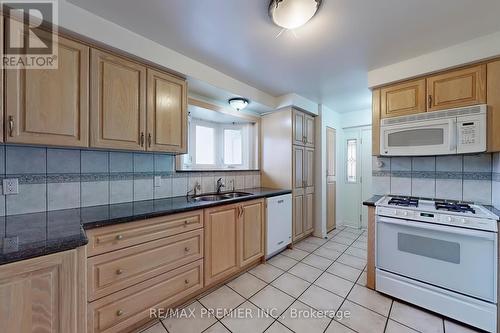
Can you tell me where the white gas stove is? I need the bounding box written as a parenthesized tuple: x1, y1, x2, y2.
(376, 195, 498, 232)
(375, 195, 498, 332)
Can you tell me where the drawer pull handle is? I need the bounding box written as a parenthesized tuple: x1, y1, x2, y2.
(116, 310, 123, 316)
(116, 269, 123, 275)
(116, 235, 123, 240)
(184, 279, 189, 284)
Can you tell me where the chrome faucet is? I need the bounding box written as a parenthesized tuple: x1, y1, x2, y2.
(187, 181, 201, 197)
(216, 178, 225, 194)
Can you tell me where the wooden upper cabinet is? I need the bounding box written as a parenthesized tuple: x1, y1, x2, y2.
(487, 60, 500, 152)
(90, 49, 146, 150)
(147, 68, 187, 153)
(292, 109, 305, 145)
(204, 204, 239, 286)
(380, 78, 426, 118)
(304, 114, 315, 147)
(5, 33, 89, 147)
(239, 200, 264, 267)
(427, 64, 486, 112)
(0, 250, 81, 333)
(372, 89, 381, 155)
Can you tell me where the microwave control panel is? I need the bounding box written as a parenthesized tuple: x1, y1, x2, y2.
(457, 114, 486, 153)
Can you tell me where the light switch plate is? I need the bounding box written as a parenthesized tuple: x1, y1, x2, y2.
(154, 176, 162, 187)
(3, 178, 19, 195)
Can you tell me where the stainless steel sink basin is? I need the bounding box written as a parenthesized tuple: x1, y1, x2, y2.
(191, 192, 252, 202)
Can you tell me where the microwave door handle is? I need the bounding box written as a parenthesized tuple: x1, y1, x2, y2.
(377, 216, 497, 241)
(449, 119, 457, 152)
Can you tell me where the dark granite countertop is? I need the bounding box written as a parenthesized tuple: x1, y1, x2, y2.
(363, 195, 384, 207)
(0, 187, 290, 265)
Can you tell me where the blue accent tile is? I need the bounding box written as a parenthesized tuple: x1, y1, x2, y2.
(6, 146, 46, 174)
(47, 149, 80, 174)
(81, 150, 109, 173)
(109, 152, 133, 173)
(154, 154, 174, 173)
(134, 153, 153, 172)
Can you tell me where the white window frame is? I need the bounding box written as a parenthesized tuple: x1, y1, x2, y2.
(184, 118, 252, 170)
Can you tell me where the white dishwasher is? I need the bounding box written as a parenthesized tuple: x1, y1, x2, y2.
(266, 194, 292, 258)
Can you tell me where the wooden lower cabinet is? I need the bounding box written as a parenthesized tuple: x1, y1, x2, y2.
(0, 249, 86, 333)
(204, 204, 240, 286)
(240, 200, 265, 267)
(204, 200, 265, 286)
(88, 260, 203, 333)
(292, 191, 314, 241)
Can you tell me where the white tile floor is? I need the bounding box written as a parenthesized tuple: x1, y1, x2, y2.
(142, 226, 483, 333)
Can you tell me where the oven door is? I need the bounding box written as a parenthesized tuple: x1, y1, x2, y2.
(377, 216, 497, 303)
(380, 118, 456, 156)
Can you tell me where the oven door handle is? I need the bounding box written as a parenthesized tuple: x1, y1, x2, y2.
(377, 216, 497, 241)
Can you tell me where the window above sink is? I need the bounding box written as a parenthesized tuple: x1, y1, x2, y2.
(177, 98, 260, 171)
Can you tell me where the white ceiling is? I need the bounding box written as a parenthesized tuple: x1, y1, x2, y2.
(67, 0, 500, 113)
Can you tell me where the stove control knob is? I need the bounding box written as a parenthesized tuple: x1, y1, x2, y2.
(403, 211, 408, 216)
(461, 218, 467, 223)
(446, 216, 452, 222)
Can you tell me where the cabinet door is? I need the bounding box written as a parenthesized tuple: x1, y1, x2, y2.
(293, 145, 304, 190)
(304, 115, 315, 147)
(90, 49, 146, 150)
(372, 89, 381, 155)
(304, 147, 315, 189)
(292, 109, 305, 145)
(239, 200, 264, 267)
(487, 60, 500, 152)
(380, 79, 426, 118)
(427, 64, 486, 112)
(292, 193, 304, 241)
(5, 33, 89, 147)
(0, 250, 79, 333)
(304, 192, 314, 234)
(204, 204, 239, 286)
(147, 68, 187, 153)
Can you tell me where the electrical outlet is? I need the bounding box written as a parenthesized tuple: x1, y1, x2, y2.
(154, 176, 162, 187)
(2, 236, 19, 252)
(3, 178, 19, 195)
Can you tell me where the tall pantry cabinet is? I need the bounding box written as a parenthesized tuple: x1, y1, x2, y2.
(261, 108, 316, 242)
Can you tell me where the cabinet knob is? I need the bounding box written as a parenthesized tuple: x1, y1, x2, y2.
(116, 269, 123, 275)
(116, 234, 123, 240)
(148, 133, 152, 147)
(184, 279, 189, 284)
(8, 116, 14, 137)
(184, 247, 190, 253)
(428, 95, 433, 108)
(183, 220, 188, 226)
(140, 132, 145, 146)
(116, 310, 124, 316)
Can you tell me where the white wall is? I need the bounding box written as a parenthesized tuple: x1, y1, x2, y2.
(314, 105, 342, 238)
(368, 30, 500, 88)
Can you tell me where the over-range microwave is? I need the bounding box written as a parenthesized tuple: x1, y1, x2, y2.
(380, 104, 487, 156)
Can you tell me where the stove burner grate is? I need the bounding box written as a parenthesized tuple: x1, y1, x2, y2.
(388, 197, 419, 207)
(435, 201, 475, 214)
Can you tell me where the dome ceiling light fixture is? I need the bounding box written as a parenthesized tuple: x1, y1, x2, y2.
(228, 97, 249, 111)
(268, 0, 322, 30)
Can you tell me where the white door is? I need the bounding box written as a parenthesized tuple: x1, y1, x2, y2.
(361, 128, 373, 228)
(342, 129, 361, 228)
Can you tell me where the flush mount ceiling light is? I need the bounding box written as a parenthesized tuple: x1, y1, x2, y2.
(269, 0, 322, 30)
(228, 98, 249, 111)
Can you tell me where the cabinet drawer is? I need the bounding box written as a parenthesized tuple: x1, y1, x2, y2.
(86, 210, 203, 256)
(88, 229, 203, 301)
(88, 260, 203, 333)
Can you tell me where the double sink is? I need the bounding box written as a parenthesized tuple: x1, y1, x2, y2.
(190, 191, 252, 202)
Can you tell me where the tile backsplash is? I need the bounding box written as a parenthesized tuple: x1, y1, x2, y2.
(373, 153, 495, 205)
(0, 145, 261, 216)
